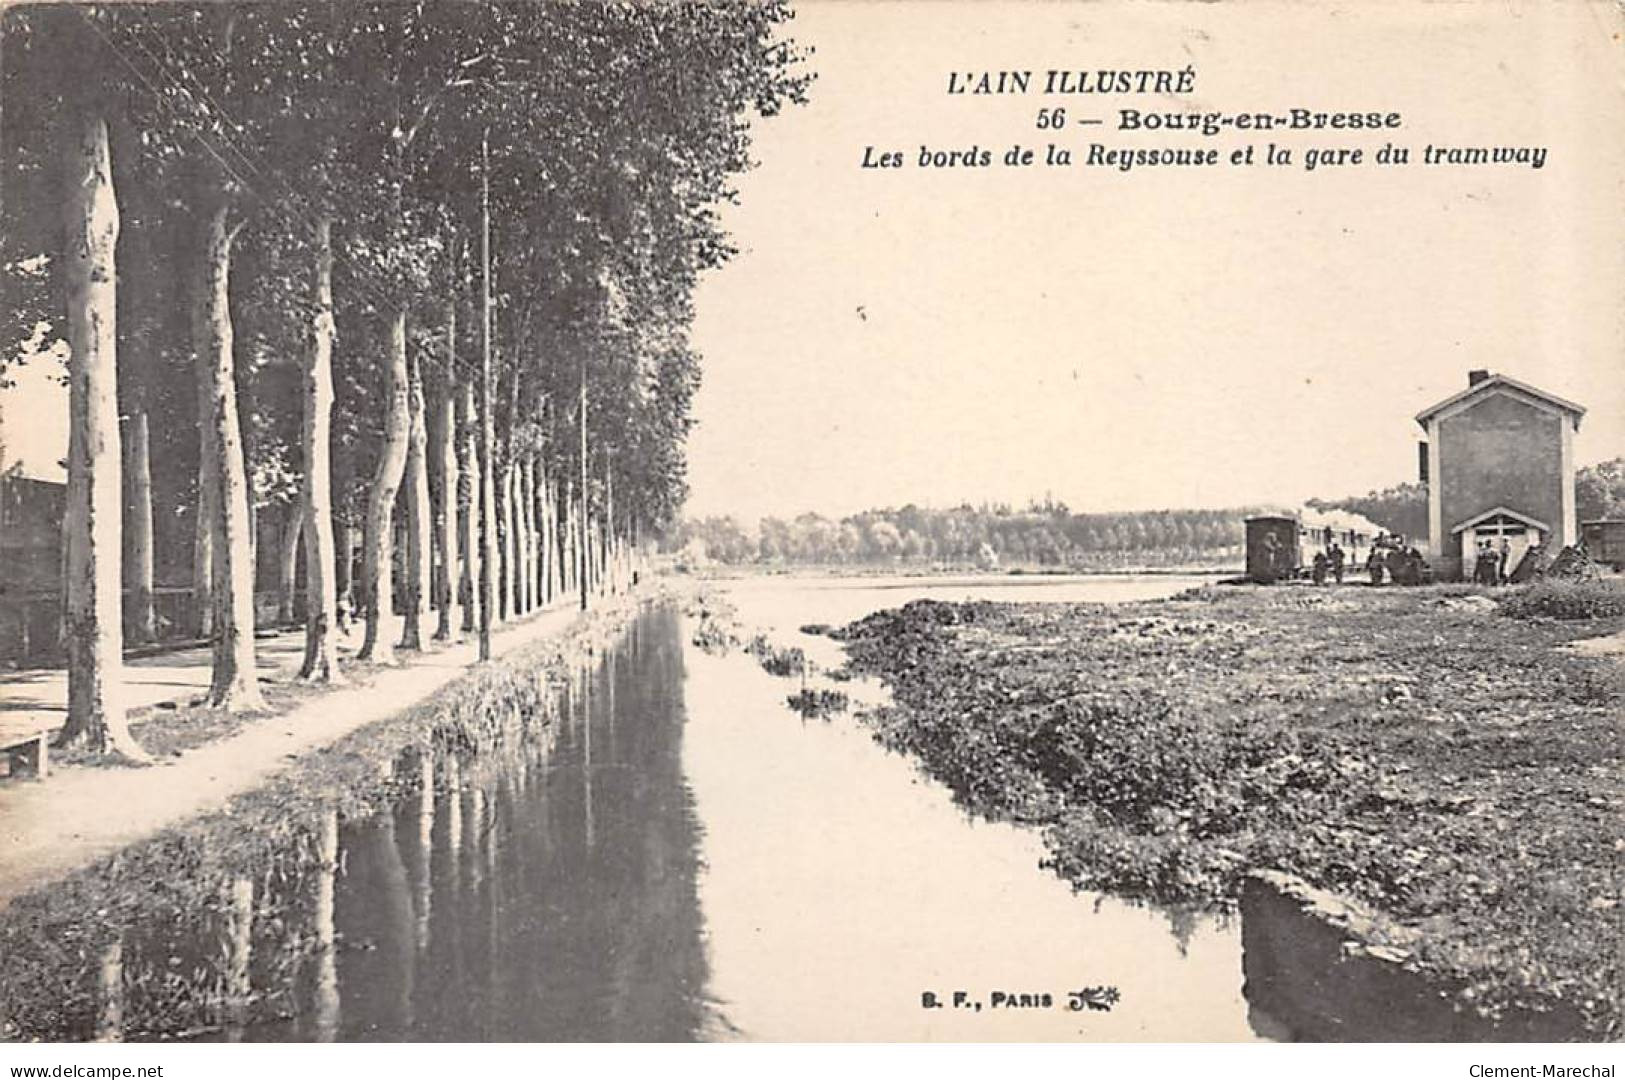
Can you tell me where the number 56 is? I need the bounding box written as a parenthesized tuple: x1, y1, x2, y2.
(1036, 107, 1067, 130)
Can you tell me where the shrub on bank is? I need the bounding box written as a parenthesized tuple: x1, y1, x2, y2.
(1500, 577, 1625, 621)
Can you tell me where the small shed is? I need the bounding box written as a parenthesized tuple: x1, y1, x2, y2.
(1581, 520, 1625, 569)
(1245, 516, 1299, 583)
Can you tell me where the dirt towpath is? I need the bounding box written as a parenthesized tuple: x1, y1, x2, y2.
(0, 603, 584, 913)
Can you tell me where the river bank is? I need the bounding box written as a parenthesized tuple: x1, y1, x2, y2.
(0, 589, 673, 915)
(0, 585, 667, 1039)
(826, 579, 1625, 1038)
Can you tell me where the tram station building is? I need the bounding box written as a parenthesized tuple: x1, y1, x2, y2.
(1415, 370, 1585, 582)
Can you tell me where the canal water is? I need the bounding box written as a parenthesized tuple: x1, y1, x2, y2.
(232, 573, 1270, 1042)
(13, 573, 1373, 1042)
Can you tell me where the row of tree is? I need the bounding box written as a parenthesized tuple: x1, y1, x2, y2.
(689, 457, 1625, 571)
(673, 502, 1249, 567)
(1, 2, 807, 758)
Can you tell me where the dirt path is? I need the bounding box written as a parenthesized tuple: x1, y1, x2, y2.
(0, 603, 585, 913)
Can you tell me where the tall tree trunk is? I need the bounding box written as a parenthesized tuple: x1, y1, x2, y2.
(432, 305, 460, 642)
(494, 461, 513, 620)
(58, 112, 142, 757)
(359, 310, 411, 664)
(299, 217, 344, 683)
(603, 458, 614, 595)
(562, 480, 576, 600)
(276, 505, 302, 626)
(545, 465, 560, 604)
(195, 193, 264, 712)
(513, 465, 525, 614)
(534, 456, 546, 606)
(193, 414, 216, 639)
(534, 459, 548, 607)
(334, 521, 355, 634)
(515, 462, 528, 614)
(578, 359, 589, 612)
(477, 133, 494, 662)
(457, 382, 480, 636)
(124, 406, 155, 643)
(399, 346, 431, 651)
(520, 455, 536, 614)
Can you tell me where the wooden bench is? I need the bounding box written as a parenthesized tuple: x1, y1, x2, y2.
(0, 720, 52, 780)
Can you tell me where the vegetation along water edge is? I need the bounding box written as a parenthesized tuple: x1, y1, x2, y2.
(815, 579, 1624, 1038)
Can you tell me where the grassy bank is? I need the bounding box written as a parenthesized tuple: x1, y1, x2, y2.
(830, 579, 1624, 1037)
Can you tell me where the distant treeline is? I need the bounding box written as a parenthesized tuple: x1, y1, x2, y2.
(673, 501, 1249, 568)
(673, 458, 1625, 569)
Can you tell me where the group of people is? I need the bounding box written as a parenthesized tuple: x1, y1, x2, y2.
(1259, 527, 1433, 586)
(1310, 542, 1346, 585)
(1365, 533, 1427, 586)
(1472, 537, 1515, 585)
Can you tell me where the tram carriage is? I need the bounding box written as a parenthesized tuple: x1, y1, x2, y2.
(1244, 509, 1381, 583)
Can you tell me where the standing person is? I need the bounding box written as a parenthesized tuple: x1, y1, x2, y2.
(1476, 540, 1497, 585)
(1260, 530, 1281, 584)
(1497, 537, 1511, 585)
(1312, 550, 1328, 585)
(1386, 544, 1407, 586)
(1329, 542, 1345, 584)
(1367, 546, 1385, 586)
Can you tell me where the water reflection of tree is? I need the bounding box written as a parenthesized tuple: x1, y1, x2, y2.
(0, 609, 703, 1042)
(332, 765, 417, 1039)
(481, 606, 712, 1040)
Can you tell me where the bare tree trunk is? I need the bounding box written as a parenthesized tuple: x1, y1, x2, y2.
(124, 406, 155, 643)
(399, 346, 431, 652)
(334, 521, 355, 634)
(514, 457, 528, 615)
(58, 112, 142, 757)
(504, 462, 521, 618)
(276, 505, 302, 626)
(603, 459, 614, 595)
(562, 480, 576, 600)
(578, 359, 589, 612)
(193, 419, 216, 639)
(195, 194, 264, 712)
(530, 452, 544, 608)
(535, 460, 549, 607)
(511, 463, 524, 616)
(299, 217, 343, 683)
(515, 462, 528, 613)
(432, 305, 460, 642)
(519, 455, 536, 614)
(457, 383, 480, 636)
(491, 474, 505, 623)
(359, 310, 411, 664)
(545, 466, 560, 604)
(477, 134, 495, 662)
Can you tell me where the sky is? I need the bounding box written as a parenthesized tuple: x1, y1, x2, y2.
(0, 351, 68, 482)
(684, 1, 1625, 524)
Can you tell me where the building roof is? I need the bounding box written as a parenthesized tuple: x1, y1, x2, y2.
(1449, 506, 1551, 535)
(1414, 373, 1585, 431)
